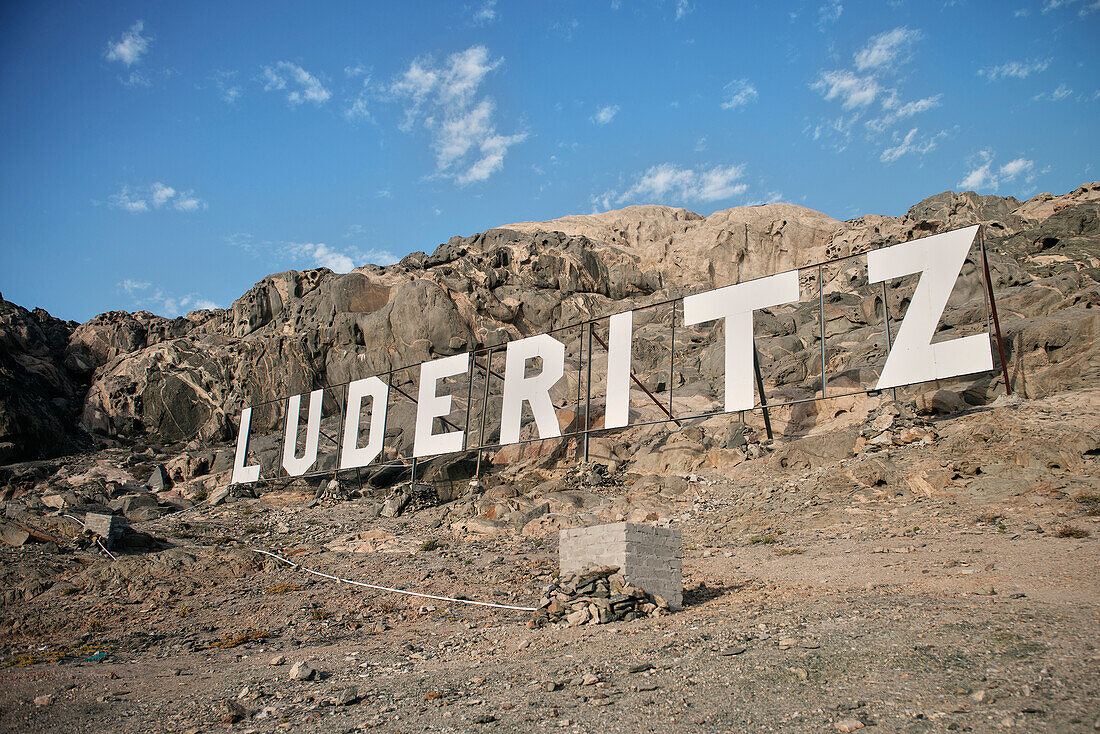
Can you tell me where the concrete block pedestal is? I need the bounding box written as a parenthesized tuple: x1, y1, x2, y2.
(559, 522, 682, 610)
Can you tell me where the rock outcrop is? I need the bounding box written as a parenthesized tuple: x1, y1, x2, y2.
(1, 182, 1098, 466)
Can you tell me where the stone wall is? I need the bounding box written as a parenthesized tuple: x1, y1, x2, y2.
(559, 522, 682, 609)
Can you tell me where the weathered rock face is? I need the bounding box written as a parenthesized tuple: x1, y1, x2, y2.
(1, 182, 1098, 464)
(0, 297, 89, 463)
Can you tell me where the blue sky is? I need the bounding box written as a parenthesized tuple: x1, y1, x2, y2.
(1, 0, 1097, 322)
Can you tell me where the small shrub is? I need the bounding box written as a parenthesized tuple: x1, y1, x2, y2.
(1075, 494, 1100, 517)
(419, 538, 446, 552)
(265, 583, 302, 595)
(750, 535, 778, 545)
(1056, 524, 1090, 539)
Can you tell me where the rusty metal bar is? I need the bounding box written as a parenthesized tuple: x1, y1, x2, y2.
(590, 330, 682, 428)
(584, 322, 593, 462)
(977, 226, 1013, 395)
(818, 263, 827, 398)
(752, 340, 773, 440)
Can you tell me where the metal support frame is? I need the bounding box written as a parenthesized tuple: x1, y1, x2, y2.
(977, 226, 1013, 395)
(881, 281, 899, 403)
(752, 341, 773, 440)
(235, 227, 1015, 488)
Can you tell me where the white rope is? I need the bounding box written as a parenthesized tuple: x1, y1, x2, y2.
(251, 548, 538, 612)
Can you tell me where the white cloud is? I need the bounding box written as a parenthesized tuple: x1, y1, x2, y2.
(1033, 83, 1073, 101)
(150, 183, 175, 208)
(108, 183, 206, 213)
(120, 279, 151, 295)
(818, 0, 844, 27)
(1000, 158, 1034, 179)
(867, 91, 942, 131)
(591, 104, 620, 125)
(978, 57, 1051, 80)
(721, 79, 758, 110)
(109, 187, 149, 213)
(289, 243, 356, 273)
(345, 76, 373, 121)
(810, 27, 943, 162)
(675, 0, 693, 20)
(117, 280, 219, 317)
(958, 150, 1036, 191)
(879, 127, 944, 163)
(745, 190, 785, 206)
(261, 61, 331, 106)
(812, 70, 880, 109)
(695, 136, 708, 152)
(230, 235, 397, 271)
(106, 21, 150, 67)
(855, 27, 921, 71)
(595, 162, 748, 208)
(122, 71, 151, 88)
(472, 0, 498, 24)
(390, 45, 526, 185)
(1042, 0, 1100, 15)
(213, 71, 242, 103)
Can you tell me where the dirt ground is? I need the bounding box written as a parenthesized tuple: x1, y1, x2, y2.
(2, 391, 1098, 733)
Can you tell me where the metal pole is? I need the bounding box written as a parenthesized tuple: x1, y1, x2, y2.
(476, 347, 493, 476)
(668, 301, 675, 418)
(462, 353, 476, 450)
(277, 394, 291, 482)
(752, 340, 773, 440)
(584, 322, 593, 462)
(333, 383, 345, 480)
(818, 263, 827, 398)
(410, 457, 417, 484)
(576, 324, 583, 442)
(881, 281, 898, 402)
(591, 330, 681, 427)
(977, 226, 1013, 396)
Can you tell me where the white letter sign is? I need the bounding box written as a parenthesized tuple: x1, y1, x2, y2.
(683, 270, 800, 412)
(231, 407, 261, 485)
(500, 333, 566, 445)
(413, 353, 469, 458)
(282, 389, 324, 476)
(604, 311, 633, 429)
(339, 376, 389, 469)
(868, 225, 992, 389)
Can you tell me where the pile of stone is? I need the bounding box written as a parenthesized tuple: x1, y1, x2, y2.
(855, 401, 939, 453)
(528, 565, 670, 628)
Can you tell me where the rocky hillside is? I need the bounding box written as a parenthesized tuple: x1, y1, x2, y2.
(1, 185, 1098, 733)
(1, 183, 1098, 473)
